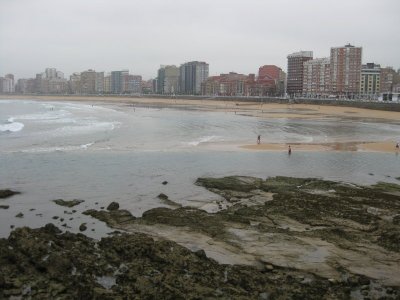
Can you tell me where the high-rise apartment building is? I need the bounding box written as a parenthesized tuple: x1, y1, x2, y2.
(111, 70, 129, 94)
(69, 73, 81, 94)
(95, 72, 104, 93)
(302, 58, 331, 96)
(0, 74, 15, 93)
(287, 51, 313, 96)
(157, 65, 179, 94)
(330, 44, 362, 97)
(360, 63, 380, 97)
(179, 61, 209, 95)
(380, 67, 396, 93)
(80, 70, 97, 94)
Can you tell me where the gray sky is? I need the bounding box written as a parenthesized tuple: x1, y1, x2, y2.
(1, 0, 399, 80)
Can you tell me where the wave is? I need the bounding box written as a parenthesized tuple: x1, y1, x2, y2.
(0, 118, 24, 132)
(20, 142, 95, 153)
(185, 135, 223, 146)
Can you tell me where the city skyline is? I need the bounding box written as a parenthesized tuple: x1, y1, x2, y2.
(1, 0, 399, 80)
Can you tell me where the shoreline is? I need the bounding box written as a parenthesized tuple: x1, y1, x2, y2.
(2, 94, 400, 154)
(241, 141, 400, 153)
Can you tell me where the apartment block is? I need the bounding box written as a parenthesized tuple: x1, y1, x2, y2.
(157, 65, 179, 94)
(287, 51, 313, 96)
(360, 63, 380, 97)
(302, 58, 331, 96)
(179, 61, 209, 95)
(330, 44, 362, 97)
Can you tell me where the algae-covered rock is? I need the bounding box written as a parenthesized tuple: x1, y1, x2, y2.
(0, 205, 9, 209)
(371, 182, 400, 193)
(0, 225, 376, 299)
(15, 212, 24, 218)
(0, 189, 20, 199)
(196, 176, 263, 192)
(52, 199, 84, 207)
(83, 209, 136, 227)
(107, 202, 119, 211)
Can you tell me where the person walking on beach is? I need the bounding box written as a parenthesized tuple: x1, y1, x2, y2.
(396, 142, 399, 150)
(288, 145, 292, 155)
(257, 135, 261, 144)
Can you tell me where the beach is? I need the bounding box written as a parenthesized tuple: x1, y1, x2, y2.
(2, 94, 400, 154)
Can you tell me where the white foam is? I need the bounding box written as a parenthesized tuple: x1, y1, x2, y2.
(0, 118, 24, 132)
(186, 135, 223, 146)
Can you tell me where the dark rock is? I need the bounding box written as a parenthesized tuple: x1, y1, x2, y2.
(162, 181, 168, 185)
(106, 202, 119, 211)
(0, 205, 9, 209)
(52, 199, 84, 207)
(52, 216, 59, 220)
(29, 208, 36, 211)
(79, 223, 87, 232)
(15, 212, 24, 218)
(83, 209, 136, 227)
(0, 189, 20, 199)
(195, 249, 207, 259)
(157, 193, 169, 200)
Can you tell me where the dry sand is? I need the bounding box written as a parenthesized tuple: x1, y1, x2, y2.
(2, 94, 400, 153)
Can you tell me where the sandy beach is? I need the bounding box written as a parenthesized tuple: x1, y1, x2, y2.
(2, 94, 400, 153)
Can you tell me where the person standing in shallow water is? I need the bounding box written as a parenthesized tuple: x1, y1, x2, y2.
(257, 135, 261, 144)
(288, 145, 292, 155)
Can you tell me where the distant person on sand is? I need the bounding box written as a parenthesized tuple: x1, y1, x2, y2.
(257, 135, 261, 144)
(396, 142, 399, 150)
(288, 145, 292, 155)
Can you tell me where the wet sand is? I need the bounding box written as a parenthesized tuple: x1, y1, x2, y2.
(241, 141, 400, 153)
(2, 94, 400, 121)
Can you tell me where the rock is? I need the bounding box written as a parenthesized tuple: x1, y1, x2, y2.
(162, 181, 168, 185)
(15, 212, 24, 218)
(79, 223, 87, 232)
(157, 193, 168, 200)
(106, 202, 119, 211)
(0, 189, 20, 199)
(83, 209, 136, 227)
(0, 205, 9, 209)
(29, 208, 35, 211)
(52, 199, 84, 207)
(52, 216, 59, 220)
(265, 264, 274, 271)
(195, 249, 207, 259)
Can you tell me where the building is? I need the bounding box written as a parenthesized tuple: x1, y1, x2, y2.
(287, 51, 313, 96)
(95, 72, 104, 94)
(179, 61, 209, 95)
(330, 44, 362, 97)
(380, 67, 397, 93)
(258, 65, 286, 96)
(157, 65, 179, 94)
(360, 63, 381, 98)
(69, 73, 81, 94)
(0, 75, 15, 93)
(302, 58, 331, 97)
(80, 70, 97, 94)
(111, 70, 129, 94)
(103, 74, 111, 94)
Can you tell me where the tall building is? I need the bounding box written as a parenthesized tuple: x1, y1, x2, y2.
(69, 73, 81, 94)
(302, 58, 331, 97)
(95, 72, 104, 93)
(80, 70, 97, 94)
(157, 65, 179, 94)
(360, 63, 380, 97)
(103, 74, 111, 93)
(179, 61, 209, 95)
(380, 67, 396, 93)
(287, 51, 313, 96)
(111, 70, 129, 94)
(330, 44, 362, 97)
(0, 74, 15, 93)
(45, 68, 57, 79)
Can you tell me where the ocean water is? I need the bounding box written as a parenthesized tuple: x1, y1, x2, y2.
(1, 99, 400, 238)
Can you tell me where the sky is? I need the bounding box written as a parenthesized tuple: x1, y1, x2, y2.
(1, 0, 399, 80)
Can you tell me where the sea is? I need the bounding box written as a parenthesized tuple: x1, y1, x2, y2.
(1, 99, 400, 238)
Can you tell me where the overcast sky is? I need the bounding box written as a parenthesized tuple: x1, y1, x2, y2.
(1, 0, 399, 80)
